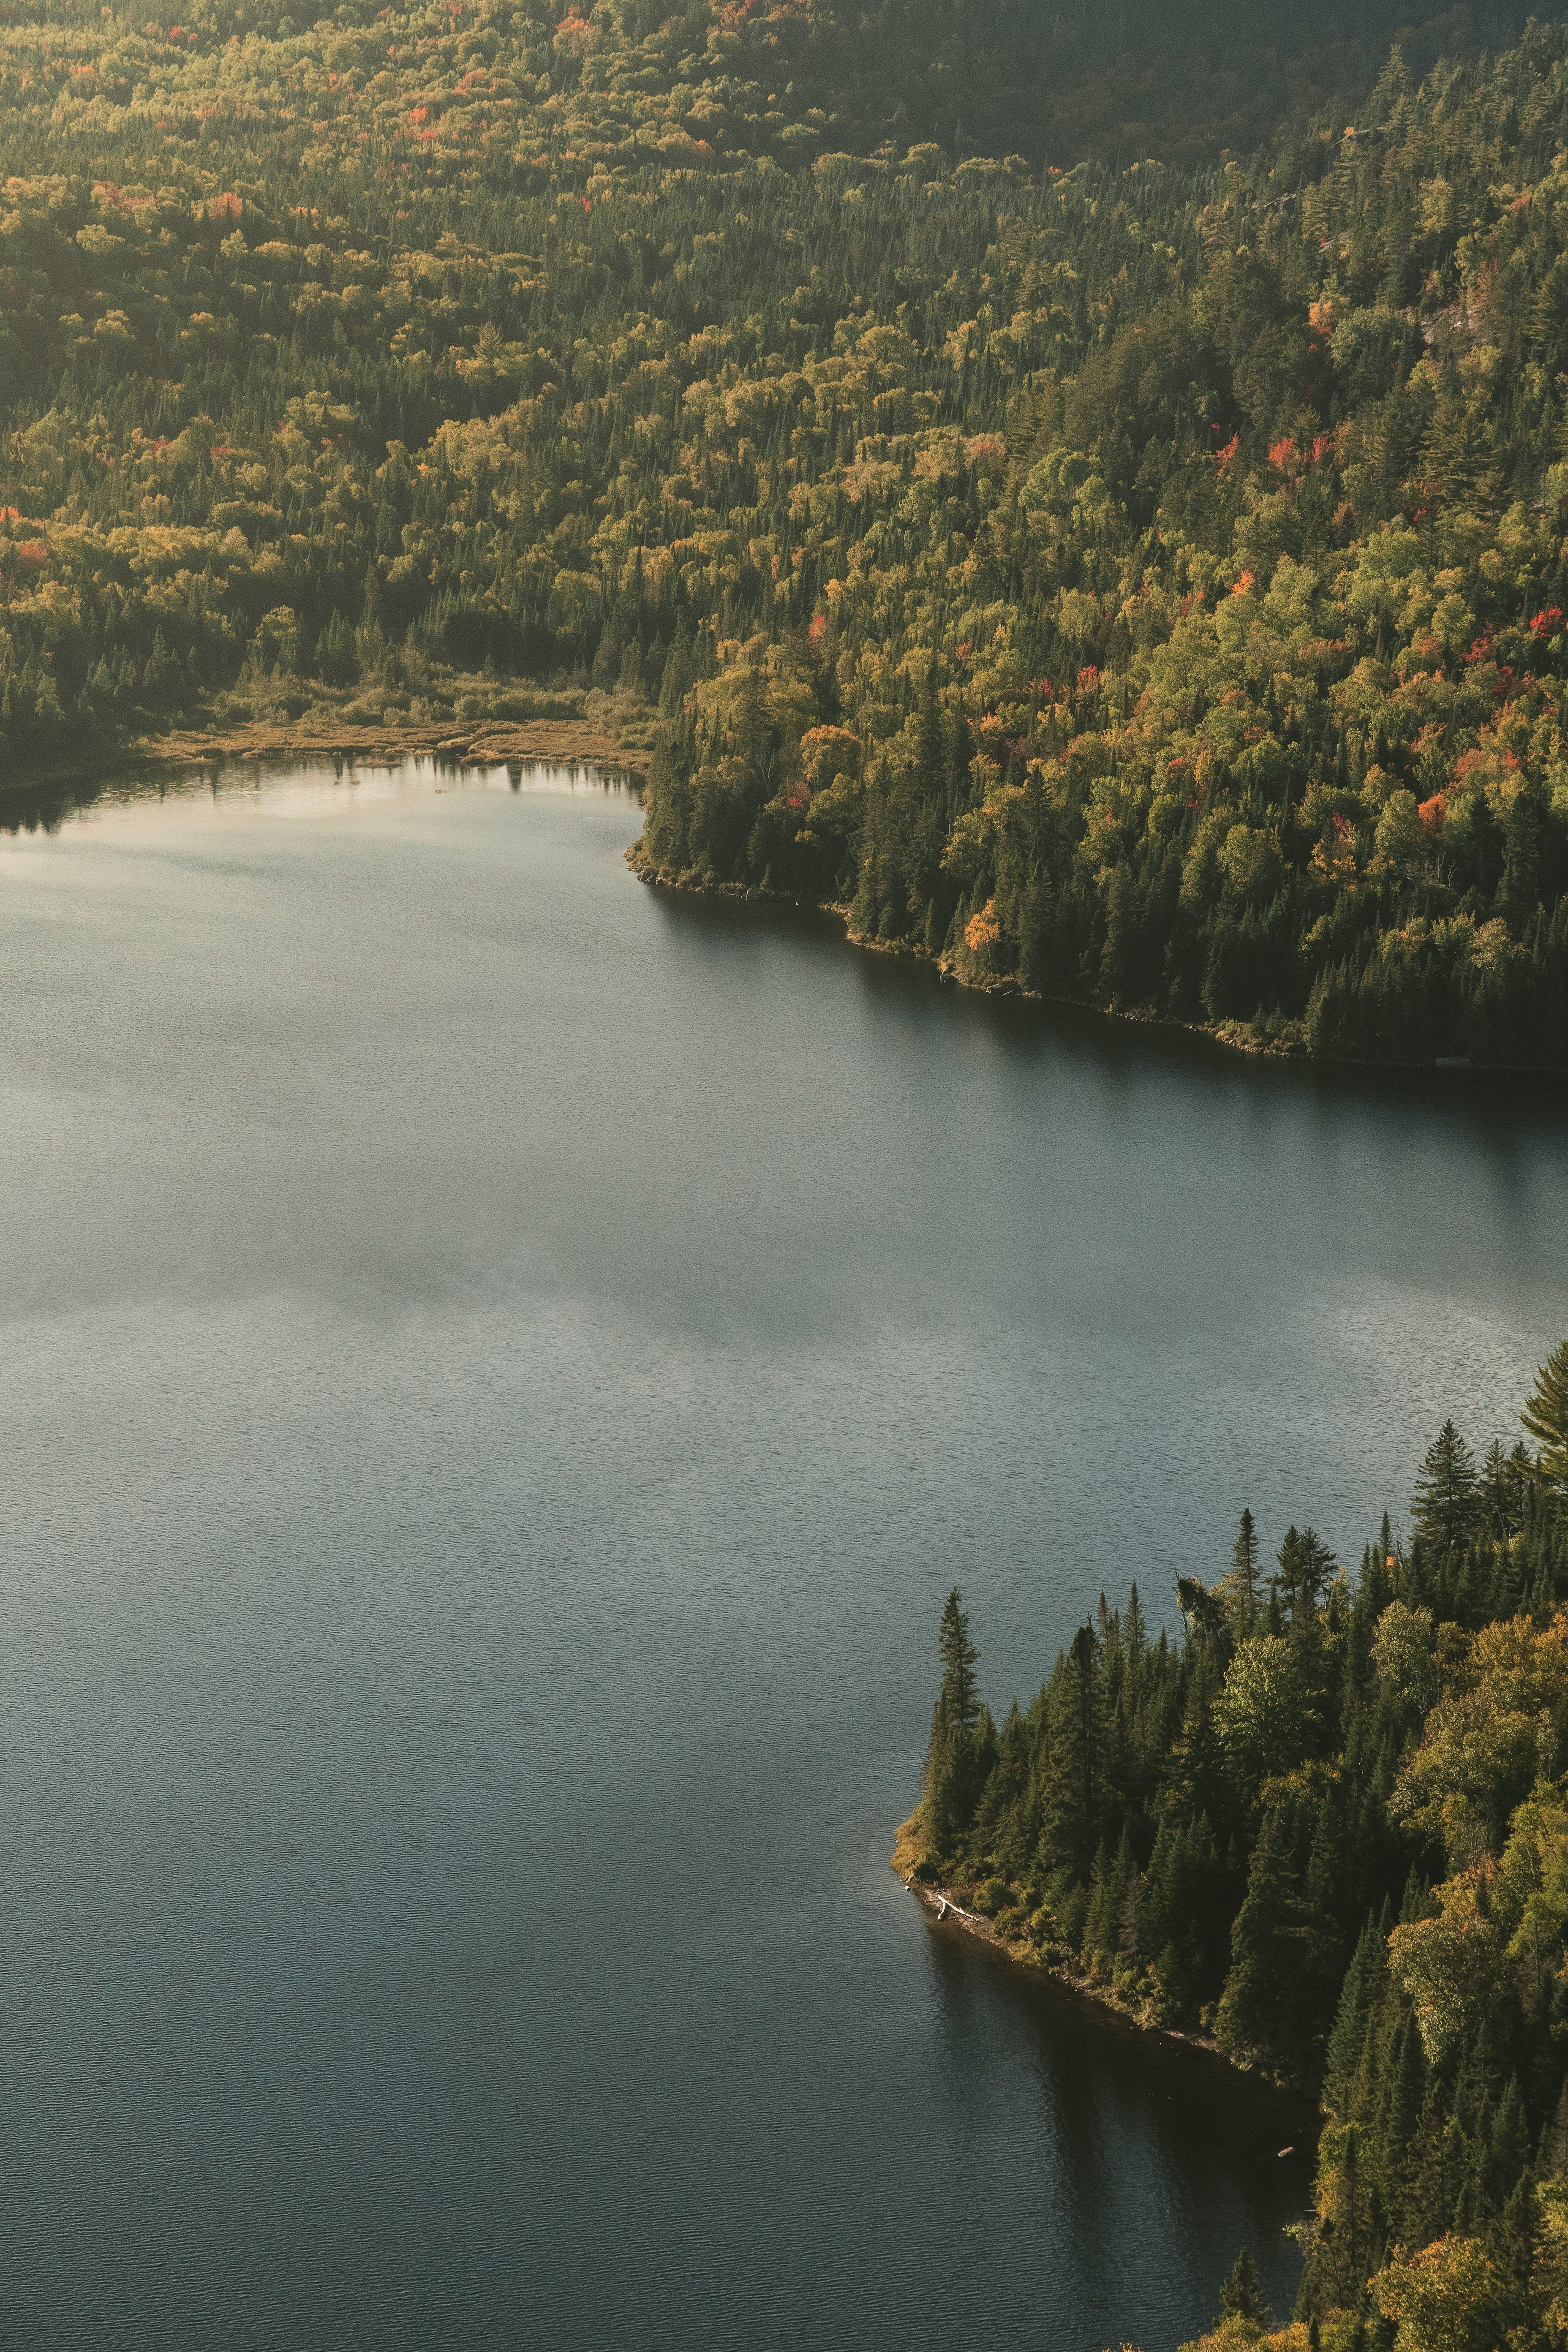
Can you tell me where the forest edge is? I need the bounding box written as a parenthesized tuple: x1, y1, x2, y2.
(890, 1807, 1241, 2071)
(627, 843, 1563, 1075)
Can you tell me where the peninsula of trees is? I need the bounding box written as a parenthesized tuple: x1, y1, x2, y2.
(0, 0, 1565, 1059)
(903, 1340, 1568, 2352)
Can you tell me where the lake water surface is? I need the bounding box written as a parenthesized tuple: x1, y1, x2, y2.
(1, 758, 1564, 2349)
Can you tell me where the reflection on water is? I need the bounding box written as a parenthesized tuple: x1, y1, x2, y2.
(0, 748, 640, 838)
(0, 758, 1562, 2349)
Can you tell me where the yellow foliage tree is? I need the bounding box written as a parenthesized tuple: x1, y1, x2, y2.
(1370, 2235, 1502, 2352)
(1387, 1870, 1502, 2063)
(1391, 1613, 1568, 1861)
(964, 898, 1002, 952)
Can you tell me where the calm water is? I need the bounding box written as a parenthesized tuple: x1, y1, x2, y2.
(0, 758, 1563, 2349)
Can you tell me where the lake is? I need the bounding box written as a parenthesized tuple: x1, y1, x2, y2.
(0, 757, 1563, 2349)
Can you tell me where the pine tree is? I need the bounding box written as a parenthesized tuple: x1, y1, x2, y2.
(1360, 1525, 1394, 1616)
(1160, 1649, 1228, 1830)
(1522, 1340, 1568, 1490)
(1124, 1582, 1148, 1672)
(970, 1700, 1030, 1865)
(1218, 2246, 1268, 2325)
(1223, 1507, 1262, 1632)
(1325, 1916, 1387, 2120)
(1481, 1440, 1524, 1540)
(1039, 1623, 1105, 1877)
(923, 1589, 985, 1848)
(1303, 1782, 1354, 2040)
(1082, 1837, 1118, 1969)
(1307, 2121, 1383, 2324)
(658, 623, 694, 717)
(914, 667, 944, 803)
(1378, 2016, 1428, 2198)
(1494, 2168, 1540, 2306)
(1498, 778, 1547, 933)
(936, 1589, 980, 1735)
(1411, 1421, 1481, 1553)
(1272, 1526, 1337, 1621)
(1486, 2080, 1531, 2215)
(1118, 1853, 1145, 1971)
(1216, 1804, 1300, 2072)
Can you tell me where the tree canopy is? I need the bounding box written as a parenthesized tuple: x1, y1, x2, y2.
(0, 0, 1562, 1062)
(907, 1359, 1568, 2348)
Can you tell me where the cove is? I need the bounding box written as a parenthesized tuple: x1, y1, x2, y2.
(0, 757, 1563, 2351)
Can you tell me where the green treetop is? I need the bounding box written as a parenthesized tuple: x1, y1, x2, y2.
(1411, 1421, 1481, 1554)
(1524, 1342, 1568, 1490)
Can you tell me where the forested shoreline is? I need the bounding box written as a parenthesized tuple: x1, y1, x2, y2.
(0, 0, 1563, 1056)
(903, 1342, 1568, 2350)
(636, 32, 1568, 1069)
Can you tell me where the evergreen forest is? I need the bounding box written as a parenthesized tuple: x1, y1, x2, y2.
(906, 1339, 1568, 2352)
(0, 0, 1566, 1058)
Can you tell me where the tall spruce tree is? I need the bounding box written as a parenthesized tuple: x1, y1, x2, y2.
(936, 1589, 980, 1734)
(1218, 2247, 1268, 2325)
(1216, 1802, 1302, 2072)
(1272, 1525, 1338, 1622)
(1222, 1508, 1262, 1633)
(1324, 1915, 1388, 2120)
(1523, 1342, 1568, 1490)
(1481, 1440, 1524, 1541)
(1039, 1623, 1104, 1877)
(1411, 1421, 1482, 1555)
(923, 1589, 985, 1845)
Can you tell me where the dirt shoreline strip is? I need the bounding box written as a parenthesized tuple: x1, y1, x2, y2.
(890, 1816, 1244, 2076)
(1, 719, 651, 802)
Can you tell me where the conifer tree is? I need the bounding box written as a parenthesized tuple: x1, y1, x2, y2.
(1411, 1422, 1481, 1554)
(1117, 1848, 1144, 1970)
(1272, 1526, 1337, 1621)
(1494, 2169, 1540, 2308)
(1082, 1837, 1117, 1968)
(1523, 1341, 1568, 1490)
(1124, 1583, 1148, 1672)
(936, 1589, 980, 1735)
(1218, 2247, 1268, 2325)
(1222, 1508, 1261, 1633)
(1309, 2122, 1380, 2322)
(923, 1589, 985, 1845)
(1216, 1804, 1301, 2072)
(1303, 1780, 1354, 2027)
(1486, 2080, 1530, 2219)
(1039, 1624, 1104, 1876)
(1160, 1648, 1229, 1830)
(1380, 2016, 1428, 2196)
(1361, 1528, 1394, 1617)
(1324, 1916, 1387, 2120)
(1481, 1441, 1524, 1540)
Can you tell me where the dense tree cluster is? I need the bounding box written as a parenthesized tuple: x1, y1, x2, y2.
(642, 33, 1568, 1067)
(910, 1343, 1568, 2349)
(0, 0, 1560, 1058)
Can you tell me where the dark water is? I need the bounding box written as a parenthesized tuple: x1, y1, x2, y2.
(0, 759, 1563, 2349)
